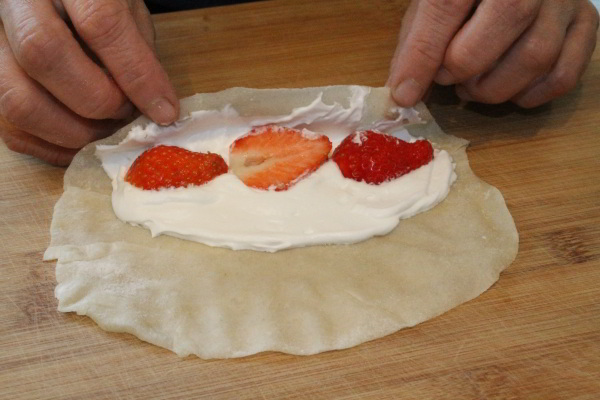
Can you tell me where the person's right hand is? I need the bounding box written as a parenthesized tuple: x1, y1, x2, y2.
(0, 0, 179, 166)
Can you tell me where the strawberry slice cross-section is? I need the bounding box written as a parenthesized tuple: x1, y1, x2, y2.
(125, 145, 228, 190)
(229, 125, 332, 191)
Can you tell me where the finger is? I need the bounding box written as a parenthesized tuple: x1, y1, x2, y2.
(130, 0, 156, 50)
(511, 3, 599, 108)
(63, 0, 179, 125)
(456, 2, 572, 103)
(51, 0, 68, 20)
(0, 29, 122, 148)
(1, 128, 78, 166)
(435, 0, 543, 85)
(0, 0, 133, 120)
(422, 82, 435, 103)
(387, 0, 475, 107)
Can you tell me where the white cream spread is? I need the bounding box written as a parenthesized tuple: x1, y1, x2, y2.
(97, 87, 456, 252)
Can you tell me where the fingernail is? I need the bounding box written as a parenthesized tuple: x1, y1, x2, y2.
(435, 67, 456, 85)
(393, 78, 424, 107)
(148, 97, 178, 125)
(113, 101, 135, 120)
(455, 85, 473, 101)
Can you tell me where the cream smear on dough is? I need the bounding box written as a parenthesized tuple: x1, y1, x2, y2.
(96, 86, 456, 252)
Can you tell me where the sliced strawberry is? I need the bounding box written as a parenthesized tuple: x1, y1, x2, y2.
(229, 125, 332, 191)
(125, 145, 228, 190)
(332, 130, 433, 185)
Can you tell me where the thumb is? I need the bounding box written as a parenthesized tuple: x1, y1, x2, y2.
(63, 0, 179, 125)
(387, 0, 475, 106)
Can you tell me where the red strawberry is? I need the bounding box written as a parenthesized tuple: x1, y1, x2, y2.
(332, 130, 433, 184)
(229, 125, 332, 191)
(125, 145, 228, 190)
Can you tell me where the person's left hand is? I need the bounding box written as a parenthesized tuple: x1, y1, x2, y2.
(387, 0, 599, 108)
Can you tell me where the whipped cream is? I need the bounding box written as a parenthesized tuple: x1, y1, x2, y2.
(97, 87, 456, 252)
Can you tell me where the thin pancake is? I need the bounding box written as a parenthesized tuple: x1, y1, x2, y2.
(44, 86, 518, 359)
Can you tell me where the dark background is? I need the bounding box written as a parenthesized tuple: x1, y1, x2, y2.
(144, 0, 261, 13)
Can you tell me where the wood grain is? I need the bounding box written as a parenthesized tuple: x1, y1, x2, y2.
(1, 0, 599, 398)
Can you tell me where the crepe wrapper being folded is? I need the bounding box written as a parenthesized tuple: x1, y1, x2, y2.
(44, 86, 518, 359)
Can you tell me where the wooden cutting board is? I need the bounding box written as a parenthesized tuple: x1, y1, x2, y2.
(1, 1, 599, 398)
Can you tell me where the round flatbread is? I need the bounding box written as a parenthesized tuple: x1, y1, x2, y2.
(45, 86, 518, 359)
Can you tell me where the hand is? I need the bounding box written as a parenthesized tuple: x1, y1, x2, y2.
(387, 0, 599, 108)
(0, 0, 179, 166)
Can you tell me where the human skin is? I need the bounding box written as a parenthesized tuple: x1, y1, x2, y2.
(387, 0, 599, 108)
(0, 0, 178, 166)
(0, 0, 598, 166)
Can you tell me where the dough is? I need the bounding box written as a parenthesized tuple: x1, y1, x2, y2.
(44, 86, 518, 359)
